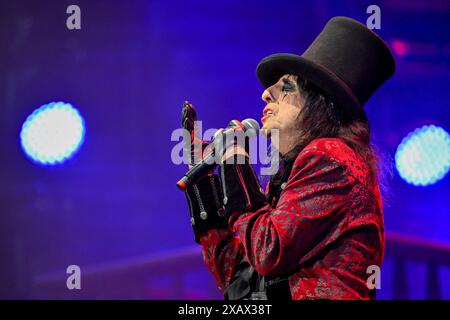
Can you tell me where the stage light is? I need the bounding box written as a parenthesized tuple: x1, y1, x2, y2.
(395, 125, 450, 186)
(20, 101, 86, 165)
(391, 39, 408, 57)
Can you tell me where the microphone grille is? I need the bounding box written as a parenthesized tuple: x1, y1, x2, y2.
(242, 118, 260, 133)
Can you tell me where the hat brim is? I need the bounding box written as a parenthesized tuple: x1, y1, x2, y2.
(256, 53, 362, 113)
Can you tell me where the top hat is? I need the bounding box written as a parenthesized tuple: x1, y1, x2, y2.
(256, 17, 395, 113)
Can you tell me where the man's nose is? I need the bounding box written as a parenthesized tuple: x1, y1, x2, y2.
(261, 89, 273, 103)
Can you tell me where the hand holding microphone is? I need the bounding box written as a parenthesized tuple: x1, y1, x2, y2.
(179, 101, 266, 244)
(176, 116, 260, 191)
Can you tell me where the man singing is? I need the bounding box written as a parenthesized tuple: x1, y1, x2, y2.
(181, 16, 395, 300)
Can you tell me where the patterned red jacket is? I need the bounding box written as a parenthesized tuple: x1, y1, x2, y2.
(199, 137, 384, 300)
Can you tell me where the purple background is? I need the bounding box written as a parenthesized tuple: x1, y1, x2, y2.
(0, 0, 449, 299)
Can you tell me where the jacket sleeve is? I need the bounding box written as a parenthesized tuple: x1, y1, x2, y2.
(228, 148, 356, 277)
(198, 229, 245, 292)
(196, 155, 266, 293)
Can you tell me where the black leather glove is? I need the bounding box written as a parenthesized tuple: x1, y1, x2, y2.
(181, 101, 211, 166)
(182, 101, 227, 243)
(185, 173, 227, 243)
(219, 154, 267, 220)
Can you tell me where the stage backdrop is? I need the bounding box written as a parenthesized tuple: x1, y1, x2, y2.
(0, 0, 449, 299)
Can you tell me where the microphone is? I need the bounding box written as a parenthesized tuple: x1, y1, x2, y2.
(176, 118, 260, 191)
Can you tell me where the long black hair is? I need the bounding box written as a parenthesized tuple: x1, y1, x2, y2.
(293, 77, 392, 188)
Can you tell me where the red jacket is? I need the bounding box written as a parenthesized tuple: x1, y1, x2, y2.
(199, 137, 384, 300)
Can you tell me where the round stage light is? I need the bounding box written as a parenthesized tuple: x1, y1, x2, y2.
(395, 125, 450, 186)
(20, 101, 86, 165)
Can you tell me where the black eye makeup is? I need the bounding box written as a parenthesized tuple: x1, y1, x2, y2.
(281, 78, 296, 93)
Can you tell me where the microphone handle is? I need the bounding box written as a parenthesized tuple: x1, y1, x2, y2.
(176, 151, 218, 191)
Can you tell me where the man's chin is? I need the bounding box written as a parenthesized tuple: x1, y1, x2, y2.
(261, 123, 270, 136)
(262, 121, 273, 130)
(261, 128, 271, 138)
(261, 124, 279, 138)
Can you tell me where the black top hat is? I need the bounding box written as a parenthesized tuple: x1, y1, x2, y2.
(256, 16, 395, 113)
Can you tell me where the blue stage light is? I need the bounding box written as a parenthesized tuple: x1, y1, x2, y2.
(395, 125, 450, 186)
(20, 101, 86, 165)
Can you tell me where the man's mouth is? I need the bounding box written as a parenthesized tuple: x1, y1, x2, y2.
(261, 110, 274, 123)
